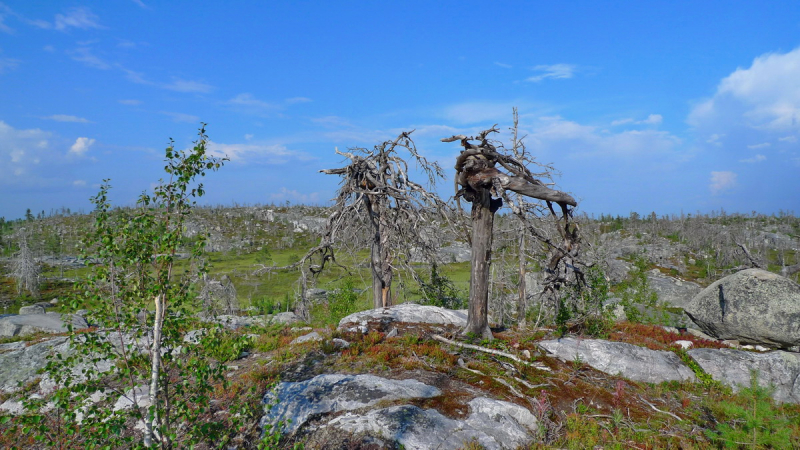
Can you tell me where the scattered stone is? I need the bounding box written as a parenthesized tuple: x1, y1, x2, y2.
(386, 328, 398, 338)
(332, 397, 539, 450)
(686, 328, 716, 341)
(338, 303, 468, 332)
(291, 331, 322, 345)
(270, 311, 301, 325)
(689, 348, 800, 404)
(538, 338, 696, 384)
(673, 340, 693, 349)
(684, 268, 800, 348)
(113, 385, 151, 411)
(260, 374, 441, 434)
(330, 338, 350, 349)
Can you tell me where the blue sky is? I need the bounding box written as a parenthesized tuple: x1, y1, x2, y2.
(1, 1, 799, 220)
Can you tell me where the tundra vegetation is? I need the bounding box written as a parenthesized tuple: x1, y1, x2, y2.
(0, 118, 798, 448)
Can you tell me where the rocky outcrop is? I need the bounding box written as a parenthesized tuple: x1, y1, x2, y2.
(688, 348, 800, 404)
(0, 312, 89, 337)
(338, 303, 468, 332)
(0, 337, 69, 392)
(260, 373, 539, 449)
(683, 268, 800, 348)
(260, 374, 442, 433)
(332, 397, 539, 450)
(538, 338, 696, 383)
(647, 270, 702, 310)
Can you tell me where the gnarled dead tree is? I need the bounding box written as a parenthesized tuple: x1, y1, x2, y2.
(442, 122, 579, 339)
(256, 131, 450, 318)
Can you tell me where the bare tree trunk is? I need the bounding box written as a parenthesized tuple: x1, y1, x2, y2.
(517, 229, 527, 328)
(144, 294, 164, 448)
(464, 189, 500, 339)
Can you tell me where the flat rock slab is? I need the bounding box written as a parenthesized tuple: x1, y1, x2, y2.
(538, 338, 696, 384)
(684, 268, 800, 348)
(688, 348, 800, 404)
(260, 374, 442, 434)
(332, 397, 538, 450)
(0, 313, 88, 337)
(647, 271, 702, 310)
(0, 337, 69, 392)
(338, 303, 467, 332)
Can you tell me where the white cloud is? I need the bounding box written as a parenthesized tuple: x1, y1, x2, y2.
(640, 114, 662, 125)
(526, 64, 576, 82)
(206, 140, 307, 163)
(494, 61, 512, 69)
(709, 171, 737, 195)
(688, 47, 800, 131)
(119, 99, 142, 106)
(162, 78, 213, 93)
(73, 179, 86, 186)
(611, 118, 634, 126)
(779, 135, 797, 143)
(160, 111, 201, 123)
(739, 154, 766, 163)
(54, 7, 103, 31)
(611, 114, 662, 126)
(43, 114, 91, 123)
(131, 0, 149, 9)
(244, 134, 254, 140)
(0, 121, 54, 183)
(268, 187, 321, 204)
(747, 142, 771, 149)
(69, 137, 95, 156)
(526, 115, 682, 159)
(706, 133, 724, 146)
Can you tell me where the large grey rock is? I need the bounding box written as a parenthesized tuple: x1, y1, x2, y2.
(0, 337, 69, 392)
(683, 269, 800, 348)
(688, 348, 800, 404)
(0, 313, 89, 337)
(647, 270, 702, 310)
(19, 305, 46, 315)
(538, 338, 696, 384)
(338, 303, 467, 331)
(260, 374, 441, 434)
(332, 397, 538, 450)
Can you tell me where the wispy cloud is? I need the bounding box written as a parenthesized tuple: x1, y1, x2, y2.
(268, 187, 321, 204)
(0, 56, 19, 73)
(68, 47, 110, 69)
(54, 7, 104, 31)
(43, 114, 91, 123)
(118, 99, 142, 106)
(494, 61, 512, 69)
(709, 171, 737, 195)
(160, 111, 201, 123)
(206, 139, 309, 163)
(746, 142, 771, 149)
(739, 154, 766, 163)
(68, 137, 95, 156)
(131, 0, 149, 9)
(162, 78, 213, 93)
(526, 64, 576, 82)
(285, 96, 312, 104)
(779, 135, 797, 143)
(611, 114, 663, 126)
(442, 101, 517, 125)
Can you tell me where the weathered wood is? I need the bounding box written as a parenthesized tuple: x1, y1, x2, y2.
(463, 188, 499, 339)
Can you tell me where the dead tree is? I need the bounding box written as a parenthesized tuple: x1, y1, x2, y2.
(256, 131, 449, 316)
(11, 229, 40, 298)
(442, 123, 578, 339)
